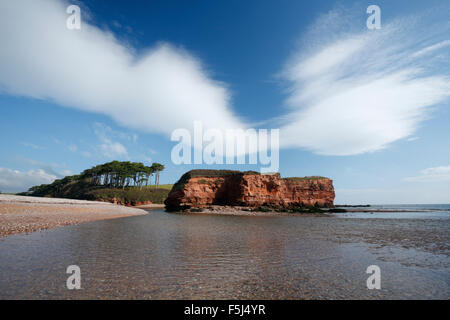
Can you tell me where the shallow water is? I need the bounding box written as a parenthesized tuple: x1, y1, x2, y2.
(0, 210, 448, 299)
(335, 211, 450, 219)
(369, 204, 450, 211)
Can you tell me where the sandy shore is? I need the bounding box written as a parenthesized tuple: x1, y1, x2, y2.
(0, 195, 148, 237)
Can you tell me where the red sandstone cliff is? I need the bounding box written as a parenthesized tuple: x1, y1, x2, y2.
(164, 170, 335, 211)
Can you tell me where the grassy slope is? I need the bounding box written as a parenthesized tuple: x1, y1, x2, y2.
(142, 184, 173, 190)
(88, 187, 170, 205)
(25, 179, 172, 205)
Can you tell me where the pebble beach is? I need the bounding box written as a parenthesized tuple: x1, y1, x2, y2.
(0, 195, 148, 237)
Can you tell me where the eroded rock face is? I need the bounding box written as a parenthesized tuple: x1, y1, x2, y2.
(164, 170, 334, 211)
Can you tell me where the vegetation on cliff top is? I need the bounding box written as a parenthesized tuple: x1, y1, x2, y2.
(21, 161, 169, 204)
(171, 169, 260, 191)
(86, 187, 169, 205)
(283, 176, 328, 182)
(169, 170, 330, 192)
(183, 169, 260, 178)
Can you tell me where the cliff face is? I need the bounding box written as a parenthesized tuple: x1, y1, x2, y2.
(164, 170, 335, 211)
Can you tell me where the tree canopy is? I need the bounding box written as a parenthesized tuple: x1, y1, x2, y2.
(27, 161, 165, 195)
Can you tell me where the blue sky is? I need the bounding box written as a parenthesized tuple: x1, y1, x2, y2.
(1, 0, 449, 203)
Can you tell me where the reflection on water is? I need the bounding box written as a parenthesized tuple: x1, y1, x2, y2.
(0, 210, 449, 299)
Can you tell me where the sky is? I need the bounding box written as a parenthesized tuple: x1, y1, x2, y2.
(0, 0, 449, 204)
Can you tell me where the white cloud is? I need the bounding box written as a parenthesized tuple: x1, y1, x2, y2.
(404, 165, 450, 182)
(93, 122, 137, 143)
(51, 137, 83, 154)
(0, 0, 244, 139)
(100, 139, 128, 158)
(21, 142, 45, 150)
(1, 1, 449, 158)
(279, 9, 450, 155)
(93, 122, 129, 158)
(68, 144, 78, 152)
(0, 168, 57, 193)
(412, 40, 450, 57)
(17, 157, 65, 178)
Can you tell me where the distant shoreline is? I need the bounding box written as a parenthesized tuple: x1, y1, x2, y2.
(164, 205, 450, 215)
(0, 195, 147, 237)
(165, 205, 332, 216)
(344, 208, 450, 212)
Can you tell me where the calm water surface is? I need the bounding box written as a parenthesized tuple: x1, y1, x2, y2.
(0, 209, 449, 299)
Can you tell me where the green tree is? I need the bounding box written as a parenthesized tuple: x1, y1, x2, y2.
(151, 163, 164, 186)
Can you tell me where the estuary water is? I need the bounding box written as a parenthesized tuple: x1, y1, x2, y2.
(0, 209, 449, 299)
(336, 204, 450, 219)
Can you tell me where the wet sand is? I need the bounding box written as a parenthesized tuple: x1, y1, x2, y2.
(0, 195, 147, 237)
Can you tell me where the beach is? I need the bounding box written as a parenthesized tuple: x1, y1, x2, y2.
(0, 207, 448, 299)
(0, 197, 448, 299)
(0, 195, 148, 237)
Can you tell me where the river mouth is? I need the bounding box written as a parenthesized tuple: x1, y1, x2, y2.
(0, 209, 448, 299)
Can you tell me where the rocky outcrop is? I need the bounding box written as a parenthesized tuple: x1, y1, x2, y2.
(107, 198, 153, 207)
(164, 170, 335, 211)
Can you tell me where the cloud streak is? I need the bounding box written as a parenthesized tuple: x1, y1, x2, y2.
(405, 165, 450, 182)
(279, 8, 450, 155)
(93, 122, 129, 159)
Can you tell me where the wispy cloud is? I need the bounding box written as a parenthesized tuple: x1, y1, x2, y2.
(51, 137, 84, 154)
(93, 122, 129, 159)
(279, 8, 450, 155)
(18, 157, 65, 178)
(68, 144, 78, 152)
(0, 168, 57, 193)
(111, 20, 133, 34)
(99, 139, 128, 158)
(412, 39, 450, 57)
(21, 142, 45, 150)
(404, 165, 450, 182)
